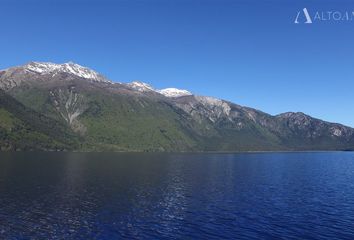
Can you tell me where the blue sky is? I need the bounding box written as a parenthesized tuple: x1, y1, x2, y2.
(1, 0, 353, 126)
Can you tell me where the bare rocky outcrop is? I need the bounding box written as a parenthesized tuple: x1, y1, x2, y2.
(49, 87, 87, 134)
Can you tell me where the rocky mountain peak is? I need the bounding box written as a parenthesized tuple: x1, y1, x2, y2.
(24, 61, 110, 83)
(278, 112, 307, 117)
(127, 81, 155, 92)
(126, 81, 192, 98)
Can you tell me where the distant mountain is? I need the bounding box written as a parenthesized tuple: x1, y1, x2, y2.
(0, 61, 353, 151)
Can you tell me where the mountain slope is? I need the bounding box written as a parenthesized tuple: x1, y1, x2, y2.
(0, 89, 78, 151)
(2, 71, 201, 151)
(0, 61, 353, 152)
(273, 112, 354, 150)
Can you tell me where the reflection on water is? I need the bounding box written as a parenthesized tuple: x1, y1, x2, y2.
(0, 152, 354, 239)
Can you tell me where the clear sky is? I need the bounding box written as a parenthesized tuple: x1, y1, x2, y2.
(0, 0, 353, 126)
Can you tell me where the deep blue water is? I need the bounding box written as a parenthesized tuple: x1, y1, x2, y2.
(0, 152, 354, 239)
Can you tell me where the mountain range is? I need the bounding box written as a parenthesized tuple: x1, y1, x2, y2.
(0, 61, 353, 151)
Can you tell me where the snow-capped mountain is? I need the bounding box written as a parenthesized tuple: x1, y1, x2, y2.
(0, 61, 113, 90)
(0, 61, 110, 90)
(125, 81, 192, 98)
(25, 61, 110, 83)
(158, 88, 192, 97)
(1, 62, 193, 98)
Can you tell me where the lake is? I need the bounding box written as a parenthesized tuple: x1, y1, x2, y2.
(0, 152, 354, 239)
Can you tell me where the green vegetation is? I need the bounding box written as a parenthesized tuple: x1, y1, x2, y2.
(0, 90, 78, 151)
(1, 81, 353, 152)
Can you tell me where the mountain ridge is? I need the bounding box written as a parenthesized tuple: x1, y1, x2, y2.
(0, 62, 353, 152)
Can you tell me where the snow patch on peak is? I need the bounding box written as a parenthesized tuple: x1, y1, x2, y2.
(26, 62, 59, 73)
(24, 61, 110, 83)
(127, 81, 155, 92)
(158, 88, 192, 98)
(126, 81, 193, 97)
(60, 62, 105, 81)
